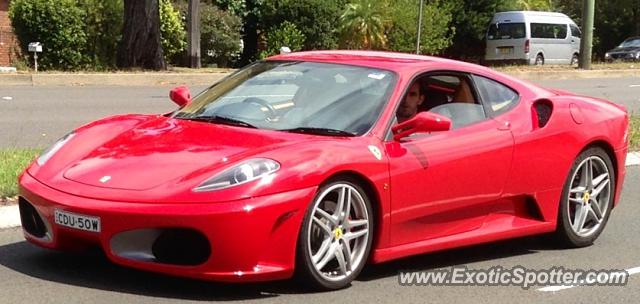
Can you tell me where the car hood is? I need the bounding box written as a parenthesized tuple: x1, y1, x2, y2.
(61, 116, 298, 191)
(608, 46, 640, 53)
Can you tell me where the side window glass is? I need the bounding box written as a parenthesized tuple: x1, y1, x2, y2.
(421, 74, 487, 129)
(570, 24, 581, 38)
(531, 23, 568, 39)
(473, 75, 520, 116)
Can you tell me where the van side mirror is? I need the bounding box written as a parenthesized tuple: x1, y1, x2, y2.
(169, 86, 191, 107)
(392, 112, 451, 141)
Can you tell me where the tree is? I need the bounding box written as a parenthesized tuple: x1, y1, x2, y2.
(387, 0, 455, 54)
(200, 3, 243, 67)
(9, 0, 89, 70)
(260, 21, 306, 58)
(512, 0, 554, 10)
(446, 0, 512, 61)
(260, 0, 346, 50)
(117, 0, 166, 70)
(338, 0, 388, 49)
(555, 0, 640, 59)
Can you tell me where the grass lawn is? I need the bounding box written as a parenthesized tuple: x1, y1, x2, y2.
(630, 115, 640, 152)
(0, 149, 41, 202)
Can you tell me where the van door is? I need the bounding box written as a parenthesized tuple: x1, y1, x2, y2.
(530, 22, 571, 64)
(570, 24, 582, 59)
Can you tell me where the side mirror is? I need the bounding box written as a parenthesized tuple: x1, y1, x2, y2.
(169, 86, 191, 107)
(392, 112, 451, 141)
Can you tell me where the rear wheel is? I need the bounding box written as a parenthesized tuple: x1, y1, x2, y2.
(554, 147, 614, 247)
(295, 179, 373, 290)
(534, 54, 545, 65)
(571, 53, 579, 66)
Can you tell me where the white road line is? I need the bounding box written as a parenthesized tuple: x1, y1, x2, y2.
(627, 267, 640, 275)
(538, 285, 579, 292)
(538, 266, 640, 292)
(629, 85, 640, 88)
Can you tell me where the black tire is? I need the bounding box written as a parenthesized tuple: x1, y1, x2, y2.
(295, 178, 374, 290)
(535, 54, 545, 65)
(554, 147, 615, 247)
(571, 54, 579, 66)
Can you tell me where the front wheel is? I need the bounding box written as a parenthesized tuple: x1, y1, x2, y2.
(554, 147, 615, 247)
(295, 179, 374, 290)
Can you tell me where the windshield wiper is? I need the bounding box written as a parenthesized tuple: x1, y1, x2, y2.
(184, 115, 257, 129)
(279, 127, 356, 137)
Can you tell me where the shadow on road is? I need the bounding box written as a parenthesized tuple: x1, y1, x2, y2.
(358, 234, 563, 281)
(0, 229, 567, 299)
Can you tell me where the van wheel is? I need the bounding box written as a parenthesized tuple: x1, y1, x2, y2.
(535, 54, 544, 65)
(571, 54, 579, 66)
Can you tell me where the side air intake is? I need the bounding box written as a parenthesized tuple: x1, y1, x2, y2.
(532, 100, 553, 129)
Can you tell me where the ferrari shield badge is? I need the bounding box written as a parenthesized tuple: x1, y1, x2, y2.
(368, 145, 382, 160)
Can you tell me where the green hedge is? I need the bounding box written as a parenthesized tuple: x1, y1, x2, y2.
(9, 0, 89, 70)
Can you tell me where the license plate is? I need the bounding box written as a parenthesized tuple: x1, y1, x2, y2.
(499, 47, 512, 54)
(54, 209, 101, 233)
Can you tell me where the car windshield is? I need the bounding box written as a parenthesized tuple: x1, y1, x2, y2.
(619, 38, 640, 48)
(171, 61, 397, 136)
(487, 22, 526, 40)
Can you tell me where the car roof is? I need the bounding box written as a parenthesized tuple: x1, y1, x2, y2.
(267, 50, 484, 73)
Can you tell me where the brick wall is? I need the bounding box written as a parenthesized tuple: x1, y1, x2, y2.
(0, 0, 17, 67)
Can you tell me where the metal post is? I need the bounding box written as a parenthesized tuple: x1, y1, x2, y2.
(33, 52, 38, 73)
(416, 0, 424, 54)
(187, 0, 201, 68)
(579, 0, 595, 69)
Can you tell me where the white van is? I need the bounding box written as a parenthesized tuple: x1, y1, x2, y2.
(484, 11, 581, 65)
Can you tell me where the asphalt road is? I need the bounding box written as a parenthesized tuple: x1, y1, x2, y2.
(0, 169, 637, 303)
(0, 76, 639, 148)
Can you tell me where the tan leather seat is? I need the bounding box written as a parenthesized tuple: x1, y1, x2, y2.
(453, 79, 475, 103)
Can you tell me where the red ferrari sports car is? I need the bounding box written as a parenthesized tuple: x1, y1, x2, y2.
(18, 51, 628, 290)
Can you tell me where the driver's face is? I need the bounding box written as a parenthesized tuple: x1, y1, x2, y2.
(397, 82, 424, 122)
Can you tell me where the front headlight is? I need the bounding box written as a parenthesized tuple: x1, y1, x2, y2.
(36, 132, 75, 166)
(605, 53, 611, 59)
(193, 158, 280, 192)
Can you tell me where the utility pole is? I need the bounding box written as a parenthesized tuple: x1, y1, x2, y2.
(187, 0, 201, 68)
(579, 0, 595, 69)
(416, 0, 424, 54)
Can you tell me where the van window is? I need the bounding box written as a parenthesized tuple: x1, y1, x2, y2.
(487, 23, 526, 40)
(570, 24, 581, 38)
(531, 23, 568, 39)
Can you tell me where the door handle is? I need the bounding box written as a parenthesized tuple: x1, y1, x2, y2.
(497, 121, 511, 131)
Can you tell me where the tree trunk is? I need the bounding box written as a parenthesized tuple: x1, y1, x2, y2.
(117, 0, 166, 70)
(187, 0, 201, 68)
(240, 0, 259, 65)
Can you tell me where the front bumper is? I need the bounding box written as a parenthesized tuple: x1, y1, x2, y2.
(19, 172, 316, 282)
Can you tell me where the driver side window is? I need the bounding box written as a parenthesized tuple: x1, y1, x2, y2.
(417, 73, 488, 129)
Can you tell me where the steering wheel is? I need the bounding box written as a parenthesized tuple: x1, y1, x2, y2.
(242, 97, 277, 119)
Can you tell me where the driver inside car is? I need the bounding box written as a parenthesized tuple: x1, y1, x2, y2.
(396, 81, 425, 123)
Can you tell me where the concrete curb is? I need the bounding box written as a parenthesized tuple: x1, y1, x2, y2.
(0, 152, 637, 230)
(1, 69, 640, 86)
